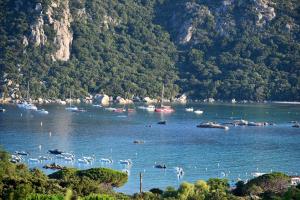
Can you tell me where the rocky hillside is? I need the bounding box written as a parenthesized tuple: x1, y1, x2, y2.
(0, 0, 299, 101)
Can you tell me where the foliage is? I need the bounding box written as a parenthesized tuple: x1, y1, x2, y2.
(244, 172, 290, 196)
(49, 167, 128, 188)
(1, 0, 300, 101)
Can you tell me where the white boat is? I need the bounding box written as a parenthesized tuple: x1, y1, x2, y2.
(194, 110, 204, 114)
(100, 158, 113, 164)
(36, 109, 49, 114)
(137, 106, 147, 110)
(78, 158, 90, 164)
(64, 157, 74, 161)
(38, 156, 49, 161)
(105, 107, 116, 111)
(28, 158, 39, 162)
(83, 156, 94, 162)
(65, 91, 78, 111)
(65, 105, 78, 111)
(17, 102, 38, 110)
(185, 107, 194, 112)
(119, 159, 132, 165)
(17, 82, 37, 111)
(61, 152, 74, 158)
(56, 154, 65, 159)
(146, 105, 155, 112)
(92, 104, 102, 107)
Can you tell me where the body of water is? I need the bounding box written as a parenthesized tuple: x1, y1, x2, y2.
(0, 103, 299, 194)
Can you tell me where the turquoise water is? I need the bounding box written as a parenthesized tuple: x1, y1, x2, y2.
(0, 103, 300, 194)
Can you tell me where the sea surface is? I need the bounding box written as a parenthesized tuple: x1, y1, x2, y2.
(0, 103, 300, 194)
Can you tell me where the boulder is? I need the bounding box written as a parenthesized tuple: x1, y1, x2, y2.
(173, 94, 187, 104)
(95, 94, 110, 106)
(144, 97, 158, 104)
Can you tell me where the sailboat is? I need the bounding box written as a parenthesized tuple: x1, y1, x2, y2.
(155, 84, 174, 113)
(17, 82, 38, 110)
(65, 91, 78, 111)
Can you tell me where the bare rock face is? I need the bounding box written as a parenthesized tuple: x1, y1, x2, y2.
(254, 0, 276, 26)
(178, 2, 213, 44)
(47, 0, 73, 61)
(30, 15, 47, 46)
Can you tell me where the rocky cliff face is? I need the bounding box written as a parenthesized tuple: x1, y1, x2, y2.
(30, 3, 47, 46)
(46, 0, 73, 61)
(165, 0, 278, 45)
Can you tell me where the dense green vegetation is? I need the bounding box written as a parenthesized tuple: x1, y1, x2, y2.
(1, 149, 300, 199)
(0, 149, 128, 200)
(0, 0, 300, 100)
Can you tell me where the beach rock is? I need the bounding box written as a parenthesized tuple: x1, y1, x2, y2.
(116, 96, 133, 105)
(95, 94, 110, 106)
(56, 99, 66, 105)
(144, 97, 158, 104)
(38, 97, 44, 104)
(173, 94, 187, 104)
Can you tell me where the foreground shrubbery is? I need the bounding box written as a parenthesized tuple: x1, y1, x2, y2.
(1, 149, 300, 200)
(0, 150, 128, 200)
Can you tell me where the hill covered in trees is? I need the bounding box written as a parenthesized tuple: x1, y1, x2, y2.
(0, 0, 299, 101)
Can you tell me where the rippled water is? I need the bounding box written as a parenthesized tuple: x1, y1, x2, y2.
(0, 103, 300, 194)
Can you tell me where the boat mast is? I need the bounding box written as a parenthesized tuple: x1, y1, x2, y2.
(161, 84, 164, 107)
(69, 90, 72, 107)
(27, 81, 29, 102)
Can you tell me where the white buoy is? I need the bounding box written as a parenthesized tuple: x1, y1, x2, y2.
(21, 113, 23, 117)
(205, 167, 208, 171)
(38, 144, 42, 150)
(49, 131, 52, 136)
(40, 121, 43, 126)
(217, 162, 220, 168)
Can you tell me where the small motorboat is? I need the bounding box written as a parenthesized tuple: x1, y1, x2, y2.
(133, 140, 145, 144)
(174, 167, 184, 176)
(155, 164, 166, 169)
(92, 104, 102, 107)
(38, 156, 49, 161)
(0, 107, 6, 112)
(64, 157, 74, 162)
(28, 158, 39, 163)
(127, 108, 135, 113)
(37, 109, 49, 114)
(232, 119, 248, 126)
(100, 158, 113, 164)
(194, 110, 203, 115)
(65, 106, 78, 111)
(11, 155, 22, 163)
(55, 154, 65, 159)
(83, 156, 94, 162)
(157, 121, 166, 125)
(78, 158, 90, 164)
(105, 107, 116, 111)
(146, 105, 155, 112)
(185, 107, 194, 112)
(61, 152, 75, 158)
(72, 108, 86, 112)
(114, 108, 126, 113)
(48, 149, 63, 155)
(197, 122, 229, 130)
(292, 123, 300, 128)
(15, 151, 29, 156)
(248, 122, 265, 126)
(119, 159, 132, 165)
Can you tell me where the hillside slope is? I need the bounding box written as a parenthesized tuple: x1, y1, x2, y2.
(0, 0, 299, 101)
